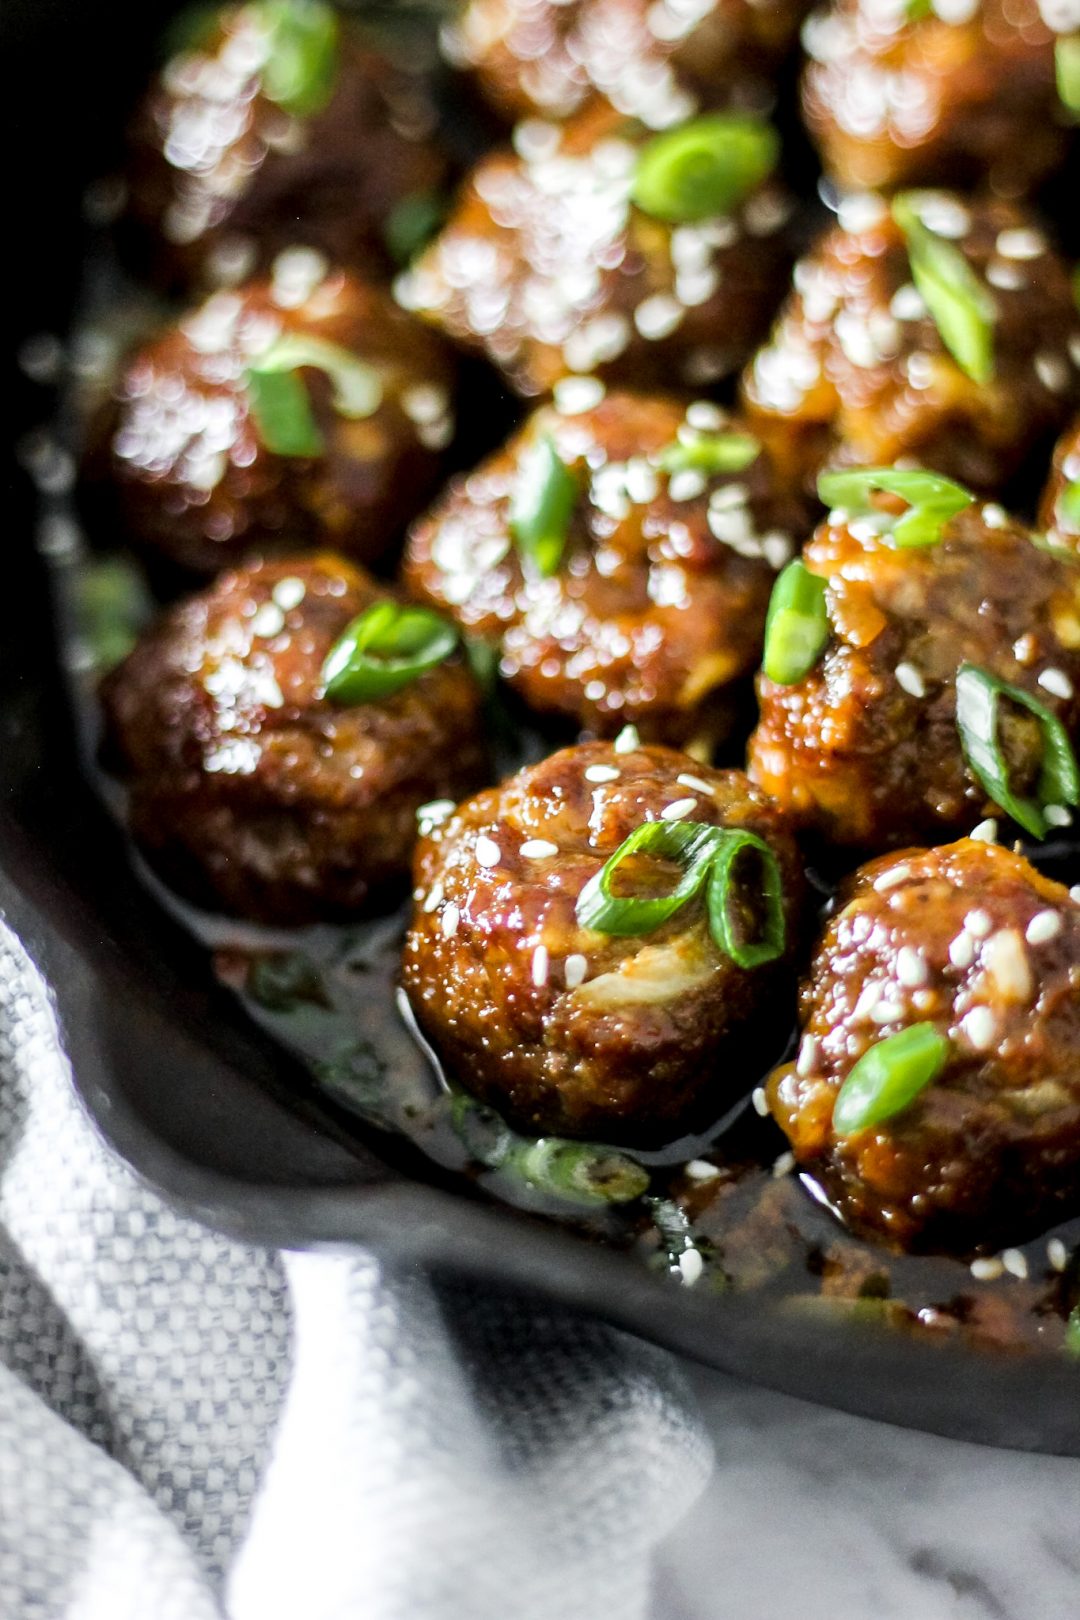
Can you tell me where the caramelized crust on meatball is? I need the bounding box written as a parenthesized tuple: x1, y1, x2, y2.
(101, 555, 486, 922)
(404, 389, 811, 743)
(741, 191, 1080, 497)
(748, 500, 1080, 849)
(768, 839, 1080, 1252)
(126, 2, 446, 290)
(1039, 413, 1080, 558)
(402, 740, 803, 1141)
(103, 267, 454, 575)
(444, 0, 813, 126)
(397, 104, 794, 398)
(801, 0, 1068, 196)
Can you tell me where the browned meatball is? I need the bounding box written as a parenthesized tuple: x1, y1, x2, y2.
(801, 0, 1069, 196)
(1040, 413, 1080, 557)
(443, 0, 813, 126)
(126, 1, 446, 290)
(101, 555, 487, 923)
(768, 839, 1080, 1252)
(402, 740, 803, 1140)
(404, 388, 810, 745)
(741, 191, 1080, 497)
(103, 268, 455, 576)
(396, 104, 794, 399)
(748, 496, 1080, 849)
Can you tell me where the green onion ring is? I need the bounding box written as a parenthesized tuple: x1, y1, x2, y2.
(659, 431, 760, 477)
(508, 434, 578, 577)
(892, 193, 996, 385)
(1056, 36, 1080, 115)
(817, 465, 974, 547)
(244, 334, 383, 457)
(705, 830, 786, 969)
(255, 0, 339, 119)
(832, 1023, 951, 1137)
(575, 820, 723, 938)
(762, 559, 830, 685)
(322, 600, 459, 705)
(955, 662, 1080, 840)
(631, 114, 780, 224)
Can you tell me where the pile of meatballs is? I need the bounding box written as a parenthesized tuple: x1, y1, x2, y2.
(91, 0, 1080, 1268)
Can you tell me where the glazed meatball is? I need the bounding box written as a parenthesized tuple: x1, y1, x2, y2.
(404, 388, 811, 744)
(126, 0, 446, 290)
(396, 104, 794, 398)
(103, 265, 455, 576)
(443, 0, 813, 126)
(1040, 413, 1080, 557)
(402, 741, 803, 1140)
(801, 0, 1069, 196)
(768, 839, 1080, 1252)
(741, 191, 1080, 497)
(748, 495, 1080, 849)
(101, 555, 486, 923)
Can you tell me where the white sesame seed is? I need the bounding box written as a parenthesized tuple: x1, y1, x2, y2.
(752, 1085, 770, 1116)
(1026, 910, 1062, 946)
(634, 293, 685, 340)
(917, 196, 971, 238)
(987, 260, 1026, 291)
(272, 576, 306, 611)
(874, 865, 911, 892)
(1045, 805, 1073, 828)
(668, 469, 708, 502)
(422, 880, 444, 914)
(684, 1158, 721, 1181)
(685, 401, 725, 432)
(1001, 1247, 1028, 1280)
(796, 1035, 820, 1076)
(660, 797, 698, 821)
(772, 1151, 796, 1179)
(981, 504, 1008, 530)
(251, 602, 285, 638)
(996, 228, 1046, 260)
(982, 928, 1032, 1003)
(970, 1256, 1004, 1281)
(960, 1005, 997, 1051)
(441, 903, 460, 938)
(1038, 667, 1074, 700)
(969, 819, 998, 844)
(965, 909, 993, 938)
(676, 773, 714, 795)
(475, 835, 501, 868)
(553, 375, 606, 415)
(417, 798, 454, 826)
(531, 945, 550, 987)
(1036, 352, 1071, 394)
(870, 999, 905, 1025)
(520, 839, 559, 860)
(1014, 634, 1037, 665)
(889, 283, 926, 321)
(837, 192, 888, 233)
(896, 946, 929, 987)
(584, 764, 620, 783)
(678, 1248, 704, 1286)
(613, 724, 641, 754)
(564, 953, 588, 989)
(853, 982, 883, 1020)
(1048, 1237, 1068, 1272)
(895, 661, 926, 699)
(949, 931, 976, 969)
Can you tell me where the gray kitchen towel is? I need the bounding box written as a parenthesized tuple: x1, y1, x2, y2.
(0, 915, 712, 1620)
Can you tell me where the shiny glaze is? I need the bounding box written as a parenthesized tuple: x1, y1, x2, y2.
(748, 503, 1080, 848)
(741, 190, 1080, 497)
(1040, 413, 1080, 557)
(404, 389, 812, 744)
(396, 104, 795, 398)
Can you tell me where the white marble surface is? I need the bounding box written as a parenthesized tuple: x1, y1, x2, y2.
(650, 1369, 1080, 1619)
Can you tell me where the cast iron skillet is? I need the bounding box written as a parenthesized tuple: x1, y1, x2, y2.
(6, 0, 1080, 1454)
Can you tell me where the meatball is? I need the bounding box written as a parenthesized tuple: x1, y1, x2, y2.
(748, 494, 1080, 850)
(402, 740, 803, 1140)
(103, 265, 455, 576)
(125, 1, 446, 290)
(768, 838, 1080, 1252)
(404, 387, 810, 745)
(741, 191, 1080, 498)
(801, 0, 1068, 197)
(396, 104, 794, 398)
(101, 555, 486, 923)
(442, 0, 813, 126)
(1040, 413, 1080, 557)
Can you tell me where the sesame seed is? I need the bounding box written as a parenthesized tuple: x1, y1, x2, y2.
(970, 1256, 1004, 1281)
(669, 469, 708, 502)
(475, 836, 501, 868)
(251, 602, 285, 638)
(686, 401, 725, 432)
(896, 946, 929, 988)
(981, 504, 1008, 530)
(1045, 805, 1073, 828)
(996, 228, 1045, 260)
(585, 764, 620, 783)
(752, 1085, 770, 1116)
(441, 903, 460, 938)
(1026, 910, 1062, 945)
(986, 260, 1025, 291)
(520, 839, 558, 860)
(678, 1248, 704, 1286)
(895, 662, 926, 699)
(564, 953, 588, 989)
(874, 865, 911, 892)
(422, 880, 444, 914)
(964, 909, 993, 938)
(949, 932, 976, 969)
(272, 576, 306, 611)
(969, 819, 998, 844)
(417, 798, 454, 826)
(837, 192, 888, 233)
(613, 724, 640, 754)
(1013, 633, 1037, 665)
(772, 1151, 796, 1179)
(1038, 667, 1074, 700)
(684, 1158, 721, 1181)
(553, 375, 606, 415)
(1048, 1238, 1068, 1272)
(870, 999, 905, 1024)
(1035, 352, 1070, 394)
(660, 797, 698, 821)
(853, 982, 883, 1019)
(916, 196, 970, 238)
(676, 773, 714, 795)
(796, 1035, 820, 1076)
(889, 283, 926, 321)
(531, 945, 550, 987)
(982, 928, 1032, 1003)
(1001, 1247, 1028, 1280)
(634, 293, 685, 340)
(960, 1005, 997, 1051)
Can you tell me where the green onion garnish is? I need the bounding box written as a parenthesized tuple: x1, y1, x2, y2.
(575, 819, 786, 969)
(508, 435, 578, 577)
(1056, 36, 1080, 115)
(1059, 479, 1080, 529)
(892, 193, 996, 384)
(833, 1023, 950, 1137)
(631, 114, 780, 224)
(903, 0, 933, 18)
(817, 465, 974, 548)
(762, 560, 830, 686)
(322, 600, 459, 704)
(705, 829, 786, 969)
(244, 334, 383, 457)
(254, 0, 339, 119)
(659, 431, 760, 477)
(955, 662, 1080, 839)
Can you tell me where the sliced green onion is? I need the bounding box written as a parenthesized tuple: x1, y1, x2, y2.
(892, 193, 996, 384)
(903, 0, 933, 18)
(322, 600, 459, 704)
(1059, 479, 1080, 529)
(244, 334, 383, 457)
(955, 662, 1080, 839)
(631, 114, 780, 224)
(659, 432, 760, 477)
(833, 1024, 950, 1137)
(817, 465, 974, 548)
(575, 820, 723, 938)
(762, 560, 829, 685)
(1056, 36, 1080, 115)
(253, 0, 339, 118)
(705, 830, 785, 969)
(508, 434, 578, 577)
